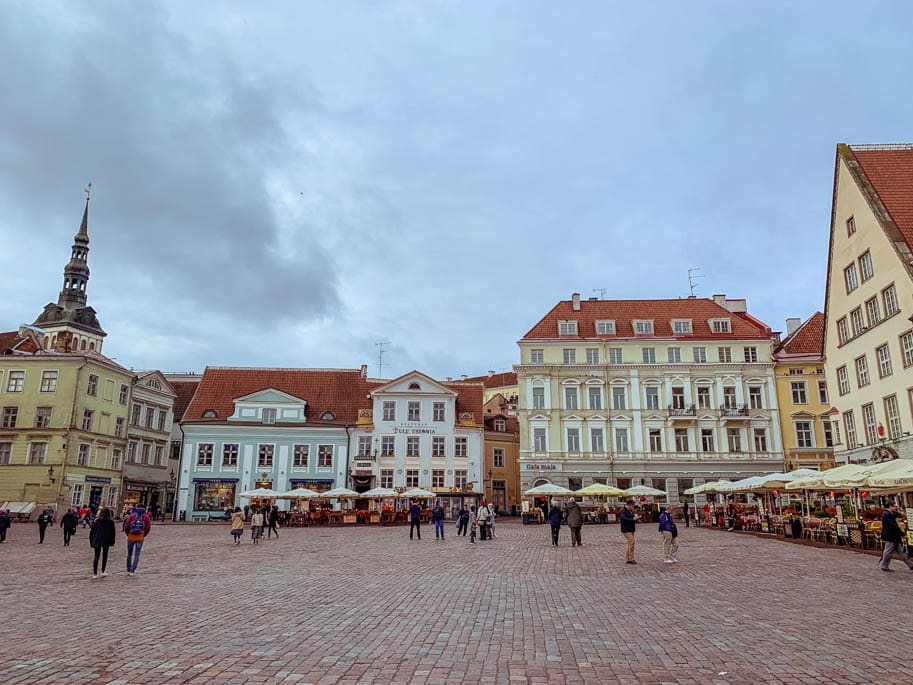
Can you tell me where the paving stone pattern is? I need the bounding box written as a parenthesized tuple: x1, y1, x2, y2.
(0, 520, 911, 684)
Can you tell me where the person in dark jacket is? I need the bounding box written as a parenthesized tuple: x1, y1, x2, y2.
(681, 501, 691, 528)
(408, 500, 422, 540)
(89, 507, 116, 578)
(456, 507, 470, 536)
(37, 508, 54, 543)
(548, 504, 563, 546)
(659, 504, 679, 563)
(432, 503, 446, 540)
(60, 509, 79, 546)
(619, 500, 640, 564)
(267, 506, 279, 539)
(0, 509, 11, 543)
(565, 497, 583, 547)
(879, 503, 913, 572)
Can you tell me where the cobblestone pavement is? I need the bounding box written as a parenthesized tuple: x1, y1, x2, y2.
(1, 519, 911, 685)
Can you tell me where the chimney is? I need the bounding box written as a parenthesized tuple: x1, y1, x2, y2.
(53, 331, 74, 353)
(785, 318, 802, 336)
(445, 377, 453, 382)
(712, 294, 726, 308)
(487, 370, 494, 377)
(572, 292, 581, 311)
(460, 374, 468, 381)
(360, 364, 368, 379)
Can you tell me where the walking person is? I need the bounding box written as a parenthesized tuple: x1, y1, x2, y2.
(548, 503, 563, 546)
(477, 501, 492, 541)
(432, 502, 446, 540)
(250, 508, 264, 544)
(79, 505, 90, 528)
(682, 501, 691, 528)
(469, 505, 478, 544)
(230, 507, 245, 545)
(659, 504, 679, 563)
(565, 497, 583, 546)
(0, 509, 10, 543)
(37, 508, 54, 543)
(620, 499, 640, 564)
(456, 507, 469, 537)
(124, 505, 151, 575)
(488, 506, 497, 539)
(60, 508, 78, 546)
(267, 506, 279, 539)
(879, 502, 913, 572)
(408, 500, 422, 540)
(89, 507, 116, 578)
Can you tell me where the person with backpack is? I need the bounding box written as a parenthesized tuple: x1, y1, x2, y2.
(476, 501, 492, 540)
(37, 508, 54, 543)
(124, 505, 151, 575)
(89, 507, 116, 578)
(431, 502, 446, 540)
(659, 503, 679, 563)
(230, 507, 245, 545)
(60, 508, 79, 546)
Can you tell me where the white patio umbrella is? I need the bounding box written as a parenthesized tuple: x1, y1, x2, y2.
(276, 487, 321, 499)
(623, 485, 667, 497)
(399, 487, 437, 499)
(575, 483, 626, 498)
(321, 487, 361, 498)
(524, 483, 574, 496)
(684, 479, 731, 495)
(239, 487, 280, 498)
(714, 476, 768, 494)
(360, 487, 398, 498)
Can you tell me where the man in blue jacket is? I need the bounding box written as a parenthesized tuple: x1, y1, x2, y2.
(619, 500, 640, 564)
(879, 503, 913, 572)
(658, 504, 679, 563)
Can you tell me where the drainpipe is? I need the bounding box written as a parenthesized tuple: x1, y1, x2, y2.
(173, 421, 185, 521)
(59, 359, 88, 514)
(345, 424, 354, 492)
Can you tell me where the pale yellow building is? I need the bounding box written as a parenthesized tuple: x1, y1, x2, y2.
(772, 313, 838, 471)
(823, 144, 913, 464)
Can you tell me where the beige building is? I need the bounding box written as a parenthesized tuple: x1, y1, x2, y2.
(772, 313, 838, 471)
(516, 293, 785, 502)
(823, 143, 913, 463)
(482, 394, 520, 514)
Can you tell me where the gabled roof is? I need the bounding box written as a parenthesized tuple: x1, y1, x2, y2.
(184, 367, 372, 424)
(521, 297, 770, 341)
(463, 371, 518, 389)
(484, 414, 519, 433)
(170, 381, 200, 422)
(848, 144, 913, 251)
(0, 331, 39, 355)
(775, 312, 824, 357)
(367, 374, 485, 427)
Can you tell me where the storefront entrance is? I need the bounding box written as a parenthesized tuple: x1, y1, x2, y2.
(89, 486, 103, 510)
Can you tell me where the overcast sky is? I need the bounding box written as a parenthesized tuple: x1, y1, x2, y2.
(2, 1, 912, 379)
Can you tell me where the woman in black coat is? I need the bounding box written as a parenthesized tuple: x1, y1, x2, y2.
(89, 507, 116, 578)
(60, 509, 78, 546)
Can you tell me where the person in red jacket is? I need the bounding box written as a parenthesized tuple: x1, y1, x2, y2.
(124, 506, 151, 575)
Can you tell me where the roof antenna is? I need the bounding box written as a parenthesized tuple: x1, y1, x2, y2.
(375, 340, 390, 379)
(688, 268, 704, 296)
(593, 288, 606, 299)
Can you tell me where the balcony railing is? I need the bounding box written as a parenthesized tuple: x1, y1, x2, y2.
(720, 405, 748, 418)
(667, 404, 696, 417)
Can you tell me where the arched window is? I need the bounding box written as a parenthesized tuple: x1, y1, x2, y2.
(89, 342, 95, 351)
(408, 382, 421, 390)
(80, 339, 87, 350)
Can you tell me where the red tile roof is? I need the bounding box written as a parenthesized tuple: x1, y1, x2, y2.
(521, 297, 770, 340)
(171, 381, 201, 422)
(0, 331, 39, 354)
(462, 371, 518, 389)
(184, 367, 372, 424)
(484, 414, 520, 433)
(776, 312, 824, 356)
(848, 144, 913, 250)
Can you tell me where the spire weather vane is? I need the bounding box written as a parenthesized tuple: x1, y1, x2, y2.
(85, 182, 92, 201)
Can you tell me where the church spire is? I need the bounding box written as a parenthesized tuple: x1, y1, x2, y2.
(58, 184, 92, 308)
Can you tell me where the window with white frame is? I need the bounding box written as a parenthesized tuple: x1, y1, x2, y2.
(28, 441, 47, 464)
(585, 348, 599, 364)
(608, 348, 623, 364)
(82, 409, 93, 432)
(158, 409, 167, 431)
(790, 381, 808, 405)
(743, 346, 758, 363)
(155, 445, 164, 466)
(381, 435, 395, 456)
(701, 428, 714, 452)
(406, 469, 419, 488)
(380, 469, 393, 488)
(532, 386, 545, 410)
(846, 215, 856, 236)
(881, 285, 899, 317)
(317, 445, 333, 468)
(671, 386, 685, 410)
(35, 406, 52, 429)
(87, 374, 98, 397)
(223, 443, 240, 467)
(634, 320, 654, 335)
(722, 386, 737, 409)
(862, 403, 878, 445)
(40, 370, 58, 392)
(855, 355, 870, 387)
(794, 421, 813, 448)
(127, 441, 137, 462)
(564, 386, 579, 410)
(433, 402, 445, 422)
(642, 347, 656, 364)
(493, 448, 504, 467)
(693, 347, 707, 363)
(6, 370, 24, 392)
(902, 331, 913, 368)
(197, 443, 214, 466)
(408, 401, 420, 421)
(114, 416, 124, 437)
(406, 436, 420, 457)
(382, 401, 395, 421)
(258, 444, 275, 467)
(843, 410, 858, 448)
(141, 444, 151, 465)
(753, 428, 767, 452)
(844, 263, 858, 293)
(818, 381, 828, 404)
(859, 250, 874, 282)
(111, 449, 121, 470)
(711, 318, 732, 333)
(865, 297, 881, 328)
(596, 320, 616, 334)
(837, 366, 850, 395)
(718, 347, 732, 363)
(644, 386, 659, 410)
(0, 442, 10, 465)
(675, 428, 689, 452)
(455, 436, 468, 457)
(145, 407, 156, 427)
(877, 344, 893, 377)
(748, 386, 762, 409)
(667, 347, 682, 363)
(131, 404, 141, 425)
(533, 428, 547, 451)
(612, 387, 626, 410)
(614, 427, 629, 452)
(77, 443, 90, 466)
(837, 317, 850, 345)
(71, 484, 84, 506)
(432, 469, 445, 488)
(530, 348, 544, 364)
(590, 428, 604, 453)
(119, 384, 129, 405)
(697, 386, 711, 409)
(454, 470, 467, 489)
(358, 436, 372, 456)
(587, 386, 602, 410)
(559, 320, 578, 335)
(850, 307, 865, 336)
(567, 428, 580, 452)
(563, 348, 576, 364)
(884, 395, 902, 439)
(727, 427, 742, 452)
(432, 436, 446, 457)
(649, 428, 662, 451)
(672, 319, 692, 334)
(823, 422, 836, 447)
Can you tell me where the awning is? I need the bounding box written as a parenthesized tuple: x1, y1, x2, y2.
(290, 479, 333, 484)
(193, 478, 239, 483)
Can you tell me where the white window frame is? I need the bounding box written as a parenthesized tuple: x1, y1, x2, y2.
(859, 250, 874, 282)
(559, 320, 578, 335)
(633, 319, 654, 335)
(608, 348, 623, 364)
(563, 348, 576, 365)
(667, 347, 682, 363)
(718, 347, 732, 363)
(794, 421, 813, 448)
(566, 428, 580, 452)
(837, 365, 850, 395)
(790, 381, 808, 405)
(530, 348, 544, 364)
(883, 285, 899, 317)
(585, 348, 600, 364)
(693, 347, 707, 363)
(901, 331, 913, 368)
(837, 317, 850, 345)
(844, 263, 858, 293)
(877, 344, 893, 378)
(672, 319, 692, 334)
(855, 355, 870, 387)
(595, 320, 615, 335)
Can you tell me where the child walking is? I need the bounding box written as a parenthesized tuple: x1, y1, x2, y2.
(251, 508, 264, 545)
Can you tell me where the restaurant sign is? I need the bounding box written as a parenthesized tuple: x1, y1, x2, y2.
(393, 427, 437, 435)
(523, 463, 561, 471)
(85, 475, 112, 484)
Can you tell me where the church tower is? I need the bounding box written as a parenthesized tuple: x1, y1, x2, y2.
(33, 185, 107, 353)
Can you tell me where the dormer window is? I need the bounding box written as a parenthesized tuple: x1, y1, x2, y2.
(494, 418, 506, 432)
(710, 318, 731, 333)
(633, 320, 654, 335)
(203, 409, 218, 419)
(321, 411, 336, 421)
(595, 320, 615, 335)
(671, 319, 692, 335)
(146, 379, 161, 390)
(559, 320, 578, 335)
(262, 408, 277, 424)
